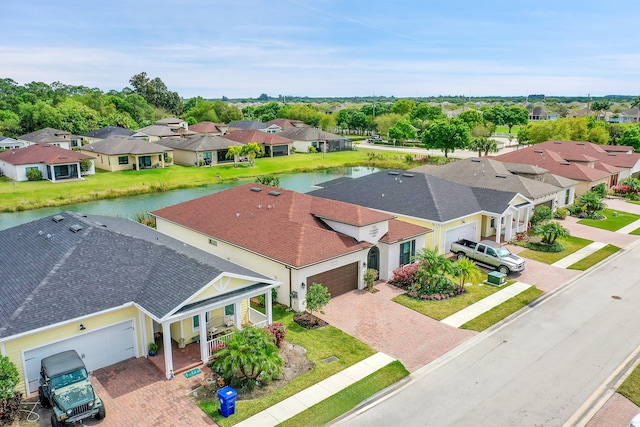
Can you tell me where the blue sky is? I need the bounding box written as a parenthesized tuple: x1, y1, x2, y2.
(2, 0, 639, 98)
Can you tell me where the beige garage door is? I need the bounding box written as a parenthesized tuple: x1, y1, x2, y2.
(307, 262, 358, 298)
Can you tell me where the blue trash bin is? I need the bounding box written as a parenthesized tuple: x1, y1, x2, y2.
(218, 386, 237, 418)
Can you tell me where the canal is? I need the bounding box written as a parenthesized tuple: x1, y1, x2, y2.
(0, 167, 378, 231)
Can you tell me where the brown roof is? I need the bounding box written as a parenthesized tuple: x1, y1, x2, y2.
(265, 118, 306, 129)
(151, 184, 404, 267)
(536, 140, 640, 168)
(0, 143, 94, 165)
(189, 122, 228, 134)
(223, 130, 293, 145)
(380, 219, 433, 243)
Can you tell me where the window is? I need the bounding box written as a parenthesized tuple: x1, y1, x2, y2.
(486, 247, 497, 257)
(565, 189, 570, 205)
(399, 240, 416, 266)
(193, 315, 199, 329)
(490, 218, 495, 228)
(225, 305, 234, 316)
(208, 238, 217, 246)
(118, 156, 128, 165)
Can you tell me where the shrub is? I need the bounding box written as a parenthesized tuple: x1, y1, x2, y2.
(388, 263, 420, 290)
(26, 168, 43, 181)
(553, 207, 568, 219)
(80, 158, 92, 173)
(530, 205, 552, 226)
(525, 241, 564, 252)
(265, 322, 287, 349)
(592, 183, 608, 199)
(0, 392, 22, 426)
(0, 356, 21, 426)
(256, 288, 278, 307)
(306, 283, 331, 318)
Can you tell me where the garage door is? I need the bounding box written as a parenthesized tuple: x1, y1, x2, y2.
(23, 319, 136, 394)
(307, 262, 358, 298)
(444, 222, 478, 253)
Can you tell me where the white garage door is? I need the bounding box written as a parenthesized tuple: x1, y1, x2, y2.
(23, 319, 136, 394)
(444, 222, 478, 253)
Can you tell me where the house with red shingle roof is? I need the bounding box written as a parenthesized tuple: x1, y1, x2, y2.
(493, 140, 640, 194)
(223, 129, 293, 157)
(265, 118, 307, 130)
(189, 121, 229, 136)
(0, 143, 95, 181)
(151, 184, 432, 311)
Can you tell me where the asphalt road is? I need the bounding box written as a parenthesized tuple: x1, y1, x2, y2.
(337, 243, 640, 427)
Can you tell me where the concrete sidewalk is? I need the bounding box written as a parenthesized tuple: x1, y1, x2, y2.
(234, 352, 396, 427)
(552, 242, 607, 268)
(617, 218, 640, 234)
(441, 281, 532, 327)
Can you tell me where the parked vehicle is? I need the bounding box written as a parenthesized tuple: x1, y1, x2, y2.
(631, 412, 640, 427)
(450, 239, 525, 275)
(39, 350, 105, 426)
(367, 135, 382, 143)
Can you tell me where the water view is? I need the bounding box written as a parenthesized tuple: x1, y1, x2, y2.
(0, 167, 379, 231)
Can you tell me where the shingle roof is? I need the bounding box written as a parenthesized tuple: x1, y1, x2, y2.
(18, 127, 72, 143)
(279, 127, 347, 142)
(310, 170, 519, 222)
(136, 124, 196, 137)
(82, 136, 171, 155)
(227, 120, 268, 130)
(189, 122, 228, 134)
(155, 134, 243, 151)
(411, 158, 565, 200)
(81, 126, 135, 139)
(0, 143, 94, 165)
(0, 212, 268, 339)
(151, 184, 423, 267)
(265, 118, 306, 129)
(223, 130, 293, 145)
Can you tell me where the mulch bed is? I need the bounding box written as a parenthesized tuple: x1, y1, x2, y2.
(293, 312, 328, 329)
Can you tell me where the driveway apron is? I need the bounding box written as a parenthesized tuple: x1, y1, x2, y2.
(316, 283, 476, 372)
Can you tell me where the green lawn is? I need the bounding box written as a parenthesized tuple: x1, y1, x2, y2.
(577, 209, 640, 231)
(0, 149, 421, 212)
(277, 361, 409, 427)
(631, 227, 640, 236)
(567, 244, 621, 270)
(392, 278, 514, 321)
(494, 125, 520, 134)
(618, 362, 640, 407)
(518, 236, 593, 264)
(199, 305, 383, 426)
(461, 287, 544, 332)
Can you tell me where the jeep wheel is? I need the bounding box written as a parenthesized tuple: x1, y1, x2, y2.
(96, 404, 106, 420)
(38, 386, 51, 408)
(456, 252, 466, 260)
(497, 265, 510, 275)
(50, 414, 63, 427)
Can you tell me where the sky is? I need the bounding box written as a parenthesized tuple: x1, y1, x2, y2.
(2, 0, 640, 99)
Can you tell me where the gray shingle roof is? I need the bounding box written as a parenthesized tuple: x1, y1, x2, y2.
(82, 136, 171, 155)
(81, 126, 135, 139)
(0, 212, 268, 339)
(155, 134, 243, 151)
(310, 170, 518, 222)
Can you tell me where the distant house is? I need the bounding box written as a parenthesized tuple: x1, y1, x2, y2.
(413, 157, 577, 209)
(223, 129, 293, 157)
(493, 140, 640, 194)
(608, 108, 640, 124)
(80, 126, 136, 145)
(188, 121, 229, 136)
(278, 127, 352, 153)
(80, 136, 173, 171)
(154, 134, 242, 166)
(265, 118, 307, 130)
(135, 118, 195, 141)
(0, 136, 33, 150)
(227, 120, 281, 134)
(19, 127, 79, 150)
(0, 143, 95, 181)
(528, 106, 559, 121)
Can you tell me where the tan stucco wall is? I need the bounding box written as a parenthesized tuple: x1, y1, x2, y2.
(575, 177, 611, 196)
(2, 306, 142, 395)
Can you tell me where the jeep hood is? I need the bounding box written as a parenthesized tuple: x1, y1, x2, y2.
(52, 382, 95, 411)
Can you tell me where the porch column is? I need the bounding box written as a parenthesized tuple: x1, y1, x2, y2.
(504, 213, 513, 242)
(234, 302, 242, 330)
(495, 215, 503, 243)
(265, 290, 273, 325)
(199, 310, 208, 364)
(162, 322, 173, 379)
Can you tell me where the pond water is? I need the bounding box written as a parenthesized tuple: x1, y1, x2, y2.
(0, 166, 379, 231)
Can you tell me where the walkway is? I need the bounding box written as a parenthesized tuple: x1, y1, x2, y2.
(234, 352, 396, 427)
(552, 242, 607, 268)
(441, 281, 532, 327)
(617, 218, 640, 234)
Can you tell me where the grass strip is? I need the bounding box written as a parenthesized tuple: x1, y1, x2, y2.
(461, 287, 544, 332)
(577, 208, 640, 231)
(277, 361, 409, 427)
(518, 236, 592, 264)
(567, 244, 620, 270)
(618, 363, 640, 407)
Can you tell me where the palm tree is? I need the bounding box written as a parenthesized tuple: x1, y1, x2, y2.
(454, 258, 483, 286)
(242, 142, 263, 167)
(579, 191, 606, 216)
(531, 221, 570, 245)
(469, 137, 498, 157)
(210, 327, 283, 386)
(225, 145, 243, 168)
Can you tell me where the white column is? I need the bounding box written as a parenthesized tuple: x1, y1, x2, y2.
(266, 291, 273, 325)
(496, 216, 502, 243)
(199, 311, 208, 363)
(234, 302, 242, 330)
(162, 322, 173, 379)
(139, 311, 147, 358)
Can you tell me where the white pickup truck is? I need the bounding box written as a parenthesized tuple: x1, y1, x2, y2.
(450, 239, 525, 275)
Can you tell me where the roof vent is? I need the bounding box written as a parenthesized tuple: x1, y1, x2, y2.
(69, 224, 84, 233)
(496, 174, 507, 178)
(560, 161, 571, 165)
(388, 171, 400, 175)
(94, 221, 107, 227)
(402, 173, 414, 177)
(577, 142, 585, 145)
(608, 153, 617, 156)
(471, 158, 481, 162)
(250, 187, 262, 192)
(268, 191, 281, 196)
(52, 215, 65, 223)
(554, 141, 562, 144)
(534, 150, 544, 153)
